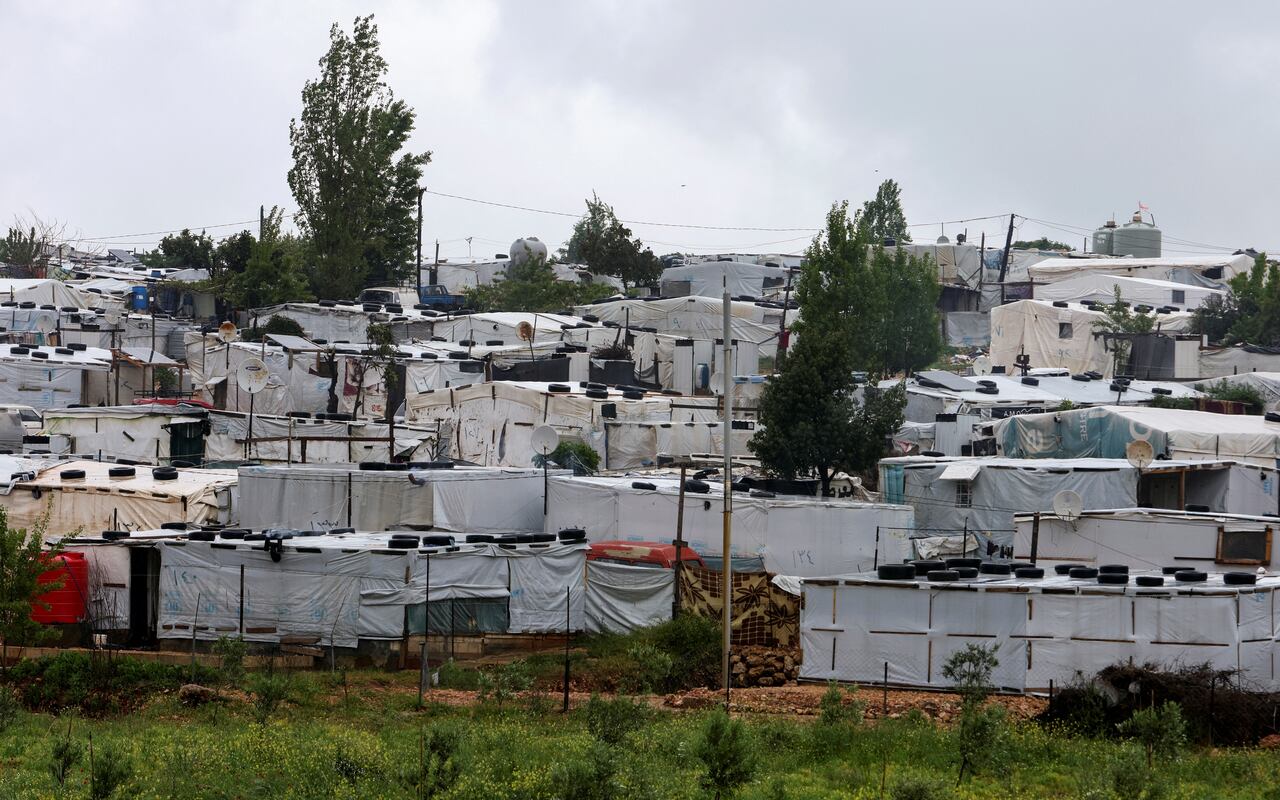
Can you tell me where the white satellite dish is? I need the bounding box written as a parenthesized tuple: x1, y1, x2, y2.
(516, 321, 535, 342)
(33, 315, 56, 335)
(1125, 440, 1155, 470)
(104, 309, 121, 326)
(217, 321, 238, 343)
(972, 356, 992, 376)
(236, 358, 270, 395)
(709, 372, 724, 396)
(1052, 490, 1084, 522)
(530, 425, 559, 456)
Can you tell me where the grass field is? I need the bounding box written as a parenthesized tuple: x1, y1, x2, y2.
(1, 659, 1279, 800)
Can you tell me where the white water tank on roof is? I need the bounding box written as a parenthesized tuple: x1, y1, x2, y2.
(1112, 212, 1161, 258)
(509, 237, 548, 267)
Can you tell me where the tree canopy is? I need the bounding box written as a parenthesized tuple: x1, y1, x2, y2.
(564, 194, 661, 289)
(1013, 237, 1071, 251)
(749, 202, 912, 494)
(288, 15, 430, 300)
(139, 228, 215, 272)
(464, 248, 612, 313)
(855, 179, 911, 244)
(1191, 253, 1276, 346)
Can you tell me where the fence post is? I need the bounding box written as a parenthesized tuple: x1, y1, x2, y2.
(883, 662, 888, 715)
(563, 586, 571, 713)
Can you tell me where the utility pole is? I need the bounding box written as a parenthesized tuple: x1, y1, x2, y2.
(259, 205, 264, 239)
(416, 188, 425, 300)
(431, 240, 439, 286)
(777, 269, 794, 358)
(721, 280, 734, 709)
(997, 214, 1015, 305)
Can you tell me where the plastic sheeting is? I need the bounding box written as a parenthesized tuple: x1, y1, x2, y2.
(1033, 273, 1225, 309)
(990, 300, 1193, 378)
(995, 406, 1280, 466)
(660, 261, 790, 298)
(2, 460, 235, 538)
(1027, 255, 1251, 284)
(879, 457, 1138, 548)
(584, 561, 674, 633)
(543, 475, 914, 573)
(237, 465, 551, 533)
(572, 296, 795, 354)
(942, 312, 990, 347)
(800, 573, 1280, 691)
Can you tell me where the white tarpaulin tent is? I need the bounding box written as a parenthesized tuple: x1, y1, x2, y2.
(405, 381, 719, 467)
(660, 261, 790, 298)
(258, 303, 438, 344)
(585, 560, 674, 634)
(994, 405, 1280, 466)
(1012, 509, 1279, 572)
(543, 475, 914, 572)
(3, 460, 236, 538)
(1033, 273, 1225, 309)
(237, 464, 554, 533)
(155, 535, 587, 646)
(1199, 347, 1280, 380)
(990, 299, 1193, 377)
(800, 571, 1280, 691)
(1026, 254, 1250, 285)
(573, 296, 794, 353)
(0, 344, 110, 407)
(0, 279, 90, 308)
(880, 457, 1139, 549)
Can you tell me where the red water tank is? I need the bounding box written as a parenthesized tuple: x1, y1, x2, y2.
(30, 552, 89, 624)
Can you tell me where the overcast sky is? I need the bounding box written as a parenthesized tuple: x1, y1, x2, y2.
(2, 1, 1277, 260)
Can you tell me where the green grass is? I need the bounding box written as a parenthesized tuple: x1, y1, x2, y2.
(1, 668, 1280, 798)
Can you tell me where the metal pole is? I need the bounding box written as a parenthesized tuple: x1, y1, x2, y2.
(873, 526, 880, 569)
(419, 553, 429, 707)
(238, 565, 245, 635)
(543, 458, 548, 517)
(883, 662, 888, 715)
(1030, 512, 1041, 565)
(721, 283, 734, 707)
(562, 586, 571, 713)
(416, 188, 425, 302)
(673, 464, 687, 617)
(245, 393, 255, 461)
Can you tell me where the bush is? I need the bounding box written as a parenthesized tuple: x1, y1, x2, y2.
(584, 694, 651, 746)
(1109, 749, 1168, 800)
(436, 660, 482, 691)
(694, 709, 756, 800)
(553, 740, 617, 800)
(889, 774, 952, 800)
(247, 671, 295, 724)
(213, 636, 247, 684)
(6, 652, 218, 715)
(0, 685, 19, 732)
(818, 681, 864, 726)
(400, 722, 462, 799)
(941, 644, 1003, 783)
(477, 661, 531, 709)
(90, 739, 133, 799)
(1117, 702, 1187, 768)
(580, 613, 720, 693)
(1197, 379, 1265, 411)
(623, 643, 673, 693)
(48, 720, 82, 788)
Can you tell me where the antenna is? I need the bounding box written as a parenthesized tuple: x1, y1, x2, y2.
(531, 424, 559, 516)
(1052, 490, 1083, 523)
(236, 357, 270, 395)
(1125, 440, 1155, 470)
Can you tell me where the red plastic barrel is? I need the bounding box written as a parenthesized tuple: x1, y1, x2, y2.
(30, 552, 89, 624)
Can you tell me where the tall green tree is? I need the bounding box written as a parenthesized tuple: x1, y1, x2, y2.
(1093, 286, 1156, 373)
(867, 245, 942, 375)
(464, 248, 612, 313)
(214, 230, 255, 276)
(0, 227, 46, 277)
(233, 208, 312, 309)
(565, 194, 661, 290)
(749, 202, 907, 495)
(140, 229, 215, 272)
(288, 15, 431, 300)
(1013, 237, 1071, 251)
(856, 178, 911, 244)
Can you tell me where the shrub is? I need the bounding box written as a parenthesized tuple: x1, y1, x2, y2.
(941, 644, 1004, 783)
(1117, 702, 1187, 768)
(6, 652, 218, 715)
(477, 661, 531, 709)
(212, 636, 247, 684)
(553, 739, 617, 800)
(48, 720, 82, 788)
(694, 709, 756, 800)
(247, 671, 294, 724)
(0, 685, 19, 732)
(644, 613, 721, 691)
(584, 694, 651, 746)
(90, 739, 133, 799)
(624, 643, 673, 693)
(400, 723, 462, 799)
(890, 774, 951, 800)
(818, 681, 864, 726)
(436, 660, 482, 691)
(1197, 379, 1264, 411)
(1109, 749, 1168, 800)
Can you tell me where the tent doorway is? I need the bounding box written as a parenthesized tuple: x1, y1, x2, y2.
(128, 547, 160, 647)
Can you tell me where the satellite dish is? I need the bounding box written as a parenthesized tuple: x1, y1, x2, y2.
(33, 315, 56, 335)
(709, 372, 724, 396)
(104, 309, 121, 326)
(516, 321, 535, 342)
(1125, 440, 1155, 470)
(236, 358, 270, 395)
(217, 321, 238, 343)
(1052, 490, 1083, 522)
(972, 356, 992, 376)
(530, 425, 559, 456)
